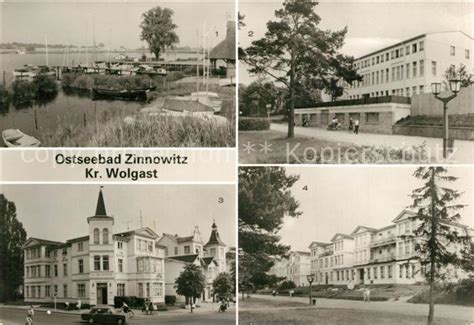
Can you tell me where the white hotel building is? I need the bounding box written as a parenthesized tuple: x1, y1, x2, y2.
(344, 31, 473, 99)
(22, 189, 231, 305)
(308, 210, 472, 286)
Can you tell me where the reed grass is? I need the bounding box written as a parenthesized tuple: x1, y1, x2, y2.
(41, 108, 235, 147)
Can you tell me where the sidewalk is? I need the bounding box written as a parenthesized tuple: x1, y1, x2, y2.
(246, 294, 474, 322)
(0, 301, 223, 318)
(271, 123, 474, 163)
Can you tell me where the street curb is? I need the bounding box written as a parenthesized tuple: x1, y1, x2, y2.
(0, 305, 82, 315)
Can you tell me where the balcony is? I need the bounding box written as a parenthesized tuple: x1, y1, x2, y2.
(369, 234, 397, 248)
(319, 250, 334, 257)
(369, 253, 396, 263)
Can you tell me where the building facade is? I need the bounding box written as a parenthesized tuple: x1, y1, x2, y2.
(344, 31, 472, 99)
(309, 210, 472, 286)
(23, 189, 165, 305)
(159, 221, 229, 302)
(268, 251, 311, 286)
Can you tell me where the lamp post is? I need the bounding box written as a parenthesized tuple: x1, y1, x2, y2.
(306, 274, 315, 305)
(430, 78, 461, 159)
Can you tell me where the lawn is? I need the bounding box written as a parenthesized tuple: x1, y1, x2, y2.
(239, 130, 428, 164)
(238, 298, 462, 325)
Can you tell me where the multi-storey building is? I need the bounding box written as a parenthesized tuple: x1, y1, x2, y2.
(287, 251, 311, 286)
(159, 221, 228, 302)
(23, 189, 165, 305)
(308, 209, 472, 286)
(345, 31, 473, 99)
(268, 251, 311, 286)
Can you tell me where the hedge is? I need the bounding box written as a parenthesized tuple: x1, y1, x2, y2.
(165, 295, 176, 305)
(239, 117, 270, 131)
(113, 296, 145, 308)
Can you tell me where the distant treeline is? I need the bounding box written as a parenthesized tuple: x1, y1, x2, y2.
(1, 43, 194, 51)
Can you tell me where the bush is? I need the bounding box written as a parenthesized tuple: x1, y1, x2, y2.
(114, 296, 145, 308)
(0, 85, 11, 108)
(165, 295, 176, 305)
(239, 117, 270, 131)
(279, 280, 296, 291)
(155, 303, 168, 311)
(408, 279, 474, 306)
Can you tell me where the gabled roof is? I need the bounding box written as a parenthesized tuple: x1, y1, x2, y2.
(377, 224, 396, 232)
(23, 237, 64, 249)
(308, 241, 331, 248)
(167, 254, 199, 263)
(330, 233, 354, 242)
(114, 227, 159, 240)
(292, 250, 311, 256)
(67, 235, 89, 244)
(209, 21, 236, 60)
(350, 225, 378, 235)
(202, 256, 218, 266)
(392, 210, 417, 223)
(160, 233, 203, 244)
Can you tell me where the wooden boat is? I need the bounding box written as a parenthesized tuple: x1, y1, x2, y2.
(2, 129, 41, 147)
(92, 86, 156, 100)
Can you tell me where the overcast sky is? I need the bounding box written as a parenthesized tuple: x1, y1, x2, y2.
(1, 1, 234, 49)
(239, 0, 473, 84)
(2, 184, 236, 247)
(277, 166, 473, 252)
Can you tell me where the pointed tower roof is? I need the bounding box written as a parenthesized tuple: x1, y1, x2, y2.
(87, 187, 114, 225)
(205, 220, 226, 247)
(95, 187, 107, 216)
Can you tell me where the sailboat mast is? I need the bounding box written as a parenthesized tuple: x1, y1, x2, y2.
(45, 35, 49, 66)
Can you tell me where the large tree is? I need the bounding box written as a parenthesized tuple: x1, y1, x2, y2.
(174, 263, 206, 312)
(0, 195, 27, 302)
(239, 81, 283, 117)
(239, 167, 300, 297)
(212, 272, 234, 300)
(405, 167, 472, 325)
(140, 6, 179, 60)
(242, 0, 360, 137)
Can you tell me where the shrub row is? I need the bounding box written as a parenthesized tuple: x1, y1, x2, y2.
(239, 117, 270, 131)
(62, 73, 155, 91)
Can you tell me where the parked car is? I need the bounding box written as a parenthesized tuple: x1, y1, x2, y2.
(80, 306, 127, 324)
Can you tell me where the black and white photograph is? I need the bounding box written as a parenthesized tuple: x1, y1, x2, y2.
(0, 185, 236, 324)
(238, 0, 473, 164)
(239, 166, 474, 324)
(0, 1, 236, 147)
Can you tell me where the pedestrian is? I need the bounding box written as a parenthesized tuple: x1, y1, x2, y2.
(348, 117, 353, 132)
(354, 118, 359, 134)
(272, 289, 276, 297)
(27, 305, 34, 318)
(365, 287, 371, 303)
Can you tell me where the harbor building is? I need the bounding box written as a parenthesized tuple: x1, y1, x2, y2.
(308, 210, 472, 286)
(295, 31, 473, 135)
(23, 189, 166, 305)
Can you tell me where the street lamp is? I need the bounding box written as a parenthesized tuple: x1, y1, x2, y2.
(430, 77, 461, 159)
(306, 274, 315, 305)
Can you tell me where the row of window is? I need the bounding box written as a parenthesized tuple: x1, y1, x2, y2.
(25, 284, 65, 298)
(25, 264, 64, 278)
(93, 228, 109, 245)
(450, 46, 470, 59)
(137, 282, 164, 298)
(348, 85, 426, 100)
(314, 264, 417, 283)
(136, 258, 163, 273)
(355, 41, 424, 69)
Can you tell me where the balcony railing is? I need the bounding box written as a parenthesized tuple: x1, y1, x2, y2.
(369, 253, 396, 263)
(369, 234, 397, 247)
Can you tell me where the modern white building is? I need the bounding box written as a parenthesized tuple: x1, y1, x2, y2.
(344, 31, 473, 99)
(23, 189, 165, 305)
(309, 210, 472, 286)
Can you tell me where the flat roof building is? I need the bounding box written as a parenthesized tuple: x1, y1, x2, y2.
(344, 31, 473, 99)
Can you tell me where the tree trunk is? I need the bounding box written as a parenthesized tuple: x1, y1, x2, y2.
(190, 296, 194, 313)
(427, 169, 436, 325)
(288, 54, 295, 138)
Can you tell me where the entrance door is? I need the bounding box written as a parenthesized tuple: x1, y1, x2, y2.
(359, 269, 365, 284)
(321, 110, 329, 126)
(97, 283, 108, 305)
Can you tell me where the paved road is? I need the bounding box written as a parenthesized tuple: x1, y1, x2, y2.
(245, 294, 474, 322)
(271, 123, 474, 163)
(0, 307, 235, 325)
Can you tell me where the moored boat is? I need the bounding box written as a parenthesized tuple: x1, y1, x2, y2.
(2, 129, 41, 147)
(91, 85, 156, 101)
